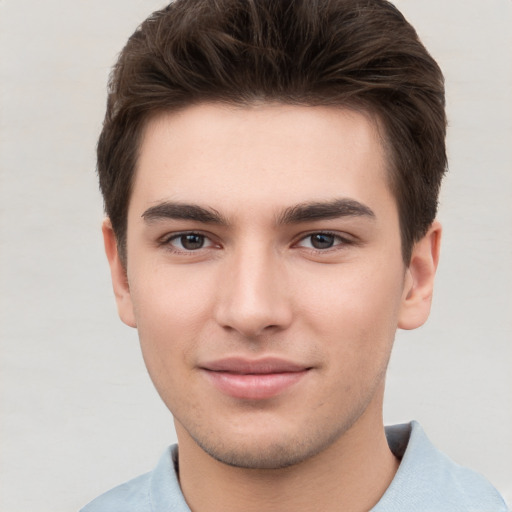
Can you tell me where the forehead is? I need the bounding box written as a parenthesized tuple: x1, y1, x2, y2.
(132, 103, 394, 219)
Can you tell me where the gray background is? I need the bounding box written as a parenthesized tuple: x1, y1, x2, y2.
(1, 1, 511, 510)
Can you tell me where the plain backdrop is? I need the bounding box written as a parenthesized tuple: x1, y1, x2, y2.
(1, 1, 511, 510)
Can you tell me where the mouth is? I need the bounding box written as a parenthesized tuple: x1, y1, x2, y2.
(199, 357, 312, 400)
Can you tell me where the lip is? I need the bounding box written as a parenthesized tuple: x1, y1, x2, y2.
(200, 357, 311, 400)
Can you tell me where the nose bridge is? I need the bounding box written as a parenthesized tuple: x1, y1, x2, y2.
(215, 239, 292, 336)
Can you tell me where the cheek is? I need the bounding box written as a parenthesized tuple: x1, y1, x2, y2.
(130, 260, 215, 328)
(128, 266, 214, 376)
(300, 263, 404, 357)
(131, 285, 200, 412)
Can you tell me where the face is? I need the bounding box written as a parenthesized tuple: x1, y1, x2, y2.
(105, 103, 438, 469)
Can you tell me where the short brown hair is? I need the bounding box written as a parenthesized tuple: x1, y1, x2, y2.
(97, 0, 446, 264)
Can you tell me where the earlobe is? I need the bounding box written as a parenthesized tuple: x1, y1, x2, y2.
(398, 221, 442, 330)
(102, 219, 137, 328)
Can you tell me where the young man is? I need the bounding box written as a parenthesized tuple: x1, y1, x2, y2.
(82, 0, 508, 510)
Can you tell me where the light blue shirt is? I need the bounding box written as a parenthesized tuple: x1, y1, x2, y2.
(80, 421, 508, 511)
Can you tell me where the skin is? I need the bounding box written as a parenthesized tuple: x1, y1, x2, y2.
(104, 103, 441, 511)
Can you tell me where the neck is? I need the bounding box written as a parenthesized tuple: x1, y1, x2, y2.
(175, 398, 399, 512)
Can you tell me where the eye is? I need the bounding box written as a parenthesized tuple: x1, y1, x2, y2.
(296, 232, 347, 250)
(166, 232, 214, 251)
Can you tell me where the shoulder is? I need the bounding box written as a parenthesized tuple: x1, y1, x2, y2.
(80, 472, 152, 512)
(80, 445, 190, 512)
(373, 421, 508, 512)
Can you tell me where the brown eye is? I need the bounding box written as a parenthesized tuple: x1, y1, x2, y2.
(296, 232, 350, 251)
(309, 233, 336, 249)
(178, 233, 205, 250)
(166, 232, 213, 251)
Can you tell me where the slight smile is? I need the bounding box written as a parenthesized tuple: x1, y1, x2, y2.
(200, 357, 312, 400)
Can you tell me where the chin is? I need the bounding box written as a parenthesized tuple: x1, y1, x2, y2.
(199, 440, 318, 470)
(189, 421, 351, 470)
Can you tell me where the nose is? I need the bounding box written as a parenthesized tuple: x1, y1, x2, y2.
(214, 246, 293, 338)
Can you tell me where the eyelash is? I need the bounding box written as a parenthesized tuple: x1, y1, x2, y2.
(294, 231, 354, 252)
(159, 230, 354, 254)
(159, 231, 216, 253)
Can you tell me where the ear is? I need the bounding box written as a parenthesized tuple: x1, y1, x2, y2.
(398, 221, 442, 330)
(102, 219, 137, 328)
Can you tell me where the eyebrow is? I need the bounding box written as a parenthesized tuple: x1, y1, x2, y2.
(277, 198, 375, 224)
(142, 202, 228, 225)
(141, 198, 375, 226)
